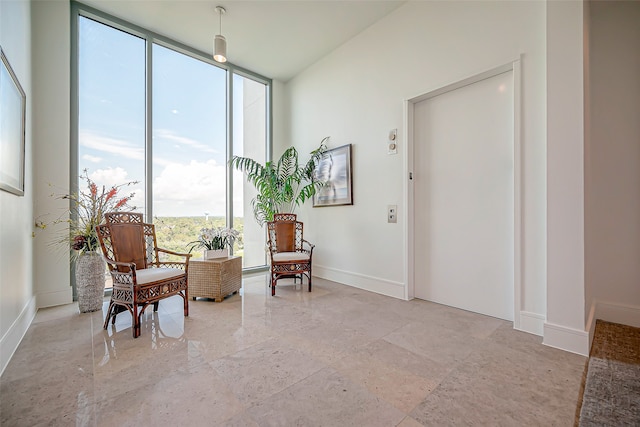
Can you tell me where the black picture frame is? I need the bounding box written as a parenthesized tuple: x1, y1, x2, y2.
(313, 144, 353, 207)
(0, 47, 26, 196)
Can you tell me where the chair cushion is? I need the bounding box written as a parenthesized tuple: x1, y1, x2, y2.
(272, 252, 310, 262)
(136, 268, 184, 284)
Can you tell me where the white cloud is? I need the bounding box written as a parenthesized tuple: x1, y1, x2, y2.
(153, 159, 227, 216)
(154, 128, 218, 154)
(80, 130, 144, 160)
(89, 167, 132, 188)
(82, 154, 102, 163)
(153, 157, 174, 167)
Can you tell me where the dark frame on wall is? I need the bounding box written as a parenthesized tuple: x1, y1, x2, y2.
(313, 143, 353, 207)
(0, 47, 26, 196)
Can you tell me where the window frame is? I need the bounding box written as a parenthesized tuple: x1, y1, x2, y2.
(70, 2, 272, 298)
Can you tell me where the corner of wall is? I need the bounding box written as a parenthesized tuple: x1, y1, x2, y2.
(590, 299, 640, 330)
(583, 298, 640, 357)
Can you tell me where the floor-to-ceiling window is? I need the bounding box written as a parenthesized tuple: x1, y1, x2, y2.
(77, 16, 146, 212)
(151, 43, 228, 260)
(73, 3, 271, 292)
(233, 74, 267, 268)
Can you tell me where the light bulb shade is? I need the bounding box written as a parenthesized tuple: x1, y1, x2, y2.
(213, 35, 227, 63)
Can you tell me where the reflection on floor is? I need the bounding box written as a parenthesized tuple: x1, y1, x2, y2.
(1, 275, 586, 426)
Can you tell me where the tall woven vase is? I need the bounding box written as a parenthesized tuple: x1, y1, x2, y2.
(76, 251, 104, 313)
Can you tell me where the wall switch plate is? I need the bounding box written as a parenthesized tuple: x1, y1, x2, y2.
(388, 129, 398, 155)
(388, 205, 397, 223)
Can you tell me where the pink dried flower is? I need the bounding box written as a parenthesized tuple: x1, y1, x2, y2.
(114, 197, 129, 209)
(37, 169, 139, 257)
(105, 188, 117, 202)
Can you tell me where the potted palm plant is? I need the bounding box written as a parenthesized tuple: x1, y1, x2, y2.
(230, 137, 328, 226)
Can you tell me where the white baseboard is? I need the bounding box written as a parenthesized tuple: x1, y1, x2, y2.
(517, 311, 545, 336)
(543, 321, 590, 356)
(586, 299, 640, 348)
(313, 264, 406, 299)
(591, 299, 640, 329)
(1, 296, 37, 376)
(37, 288, 72, 308)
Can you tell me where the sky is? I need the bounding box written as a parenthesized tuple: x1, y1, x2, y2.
(78, 16, 254, 217)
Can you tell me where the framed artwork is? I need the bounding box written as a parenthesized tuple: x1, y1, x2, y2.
(0, 47, 26, 196)
(313, 144, 353, 207)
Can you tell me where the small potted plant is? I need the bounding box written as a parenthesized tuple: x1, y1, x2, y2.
(188, 227, 240, 259)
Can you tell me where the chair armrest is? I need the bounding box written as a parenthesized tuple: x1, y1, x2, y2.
(105, 259, 136, 273)
(265, 239, 277, 256)
(302, 239, 315, 255)
(105, 260, 137, 288)
(157, 248, 192, 259)
(154, 248, 192, 270)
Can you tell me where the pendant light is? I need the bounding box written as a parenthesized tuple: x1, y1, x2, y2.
(213, 6, 227, 63)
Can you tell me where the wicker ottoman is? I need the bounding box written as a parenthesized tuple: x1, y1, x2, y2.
(188, 256, 242, 302)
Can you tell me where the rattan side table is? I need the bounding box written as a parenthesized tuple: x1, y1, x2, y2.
(188, 256, 242, 302)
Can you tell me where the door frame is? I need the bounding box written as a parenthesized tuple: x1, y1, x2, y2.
(403, 58, 523, 328)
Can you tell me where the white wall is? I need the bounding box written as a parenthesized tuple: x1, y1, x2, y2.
(586, 1, 640, 329)
(544, 0, 588, 355)
(31, 0, 72, 309)
(284, 1, 548, 334)
(0, 0, 36, 375)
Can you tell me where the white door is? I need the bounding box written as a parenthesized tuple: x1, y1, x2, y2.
(413, 70, 514, 321)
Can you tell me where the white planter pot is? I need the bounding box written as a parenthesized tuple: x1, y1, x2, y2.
(75, 251, 104, 313)
(204, 249, 228, 259)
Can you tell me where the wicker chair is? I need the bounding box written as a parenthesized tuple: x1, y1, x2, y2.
(95, 212, 191, 338)
(266, 213, 314, 296)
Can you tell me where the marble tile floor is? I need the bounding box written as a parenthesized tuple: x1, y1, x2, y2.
(1, 275, 586, 426)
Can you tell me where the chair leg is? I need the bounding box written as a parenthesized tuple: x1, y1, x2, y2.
(271, 274, 276, 296)
(153, 301, 159, 312)
(111, 304, 126, 325)
(308, 273, 312, 292)
(103, 301, 115, 330)
(183, 292, 189, 317)
(132, 304, 139, 338)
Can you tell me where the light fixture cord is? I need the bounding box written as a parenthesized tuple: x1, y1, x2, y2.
(219, 10, 222, 35)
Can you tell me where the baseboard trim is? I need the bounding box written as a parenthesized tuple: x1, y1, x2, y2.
(0, 296, 37, 376)
(517, 311, 545, 336)
(314, 264, 405, 299)
(586, 299, 640, 349)
(543, 321, 590, 356)
(37, 288, 72, 308)
(592, 299, 640, 329)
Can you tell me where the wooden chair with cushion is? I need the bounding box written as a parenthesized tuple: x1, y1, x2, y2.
(95, 212, 191, 338)
(266, 213, 314, 296)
